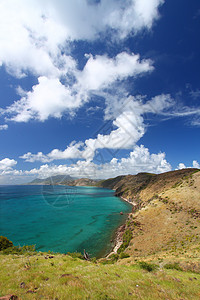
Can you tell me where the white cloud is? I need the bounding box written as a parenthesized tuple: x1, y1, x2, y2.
(106, 0, 164, 38)
(177, 163, 186, 170)
(77, 52, 153, 91)
(0, 124, 8, 130)
(3, 53, 153, 122)
(38, 0, 164, 40)
(20, 145, 171, 180)
(20, 94, 174, 162)
(82, 94, 173, 161)
(193, 160, 200, 169)
(0, 0, 164, 123)
(0, 158, 17, 175)
(5, 76, 85, 122)
(177, 160, 200, 170)
(20, 142, 83, 162)
(0, 0, 69, 78)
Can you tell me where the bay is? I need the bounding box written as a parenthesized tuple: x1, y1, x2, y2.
(0, 185, 132, 257)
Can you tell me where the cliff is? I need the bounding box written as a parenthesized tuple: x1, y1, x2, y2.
(99, 168, 200, 259)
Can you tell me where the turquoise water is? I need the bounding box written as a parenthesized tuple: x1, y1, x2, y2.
(0, 185, 132, 257)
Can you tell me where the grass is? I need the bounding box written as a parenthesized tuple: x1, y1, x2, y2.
(117, 229, 132, 254)
(138, 261, 158, 272)
(164, 262, 183, 271)
(0, 253, 200, 299)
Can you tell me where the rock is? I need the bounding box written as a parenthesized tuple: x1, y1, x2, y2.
(20, 282, 25, 288)
(61, 274, 72, 277)
(84, 249, 90, 261)
(0, 295, 18, 300)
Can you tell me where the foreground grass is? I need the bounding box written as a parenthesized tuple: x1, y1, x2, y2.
(0, 253, 200, 299)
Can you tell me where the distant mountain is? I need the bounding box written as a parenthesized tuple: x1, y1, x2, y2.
(68, 178, 99, 186)
(26, 175, 76, 185)
(25, 175, 99, 186)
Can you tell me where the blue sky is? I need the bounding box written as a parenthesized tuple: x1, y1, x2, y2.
(0, 0, 200, 184)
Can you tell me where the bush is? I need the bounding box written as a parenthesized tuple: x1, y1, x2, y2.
(100, 254, 119, 265)
(119, 252, 130, 259)
(117, 229, 132, 254)
(164, 262, 182, 271)
(1, 245, 36, 255)
(109, 253, 119, 262)
(138, 261, 158, 272)
(0, 236, 13, 250)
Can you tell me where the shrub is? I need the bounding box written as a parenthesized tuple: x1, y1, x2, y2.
(117, 229, 132, 254)
(164, 262, 182, 271)
(100, 254, 119, 265)
(0, 236, 13, 250)
(109, 253, 119, 262)
(138, 261, 158, 272)
(119, 252, 130, 259)
(1, 245, 36, 255)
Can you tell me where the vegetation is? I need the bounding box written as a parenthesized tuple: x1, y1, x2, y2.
(117, 229, 132, 254)
(164, 262, 183, 271)
(0, 236, 13, 250)
(1, 168, 200, 299)
(0, 252, 200, 299)
(66, 252, 84, 260)
(138, 261, 158, 272)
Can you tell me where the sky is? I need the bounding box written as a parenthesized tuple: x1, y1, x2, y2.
(0, 0, 200, 184)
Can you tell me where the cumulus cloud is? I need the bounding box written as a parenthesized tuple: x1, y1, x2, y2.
(20, 145, 171, 179)
(20, 93, 174, 162)
(177, 163, 186, 170)
(0, 124, 8, 130)
(177, 160, 200, 170)
(0, 0, 163, 123)
(37, 0, 164, 40)
(3, 52, 153, 122)
(20, 142, 83, 162)
(0, 158, 17, 175)
(193, 160, 200, 169)
(5, 76, 85, 122)
(77, 52, 153, 91)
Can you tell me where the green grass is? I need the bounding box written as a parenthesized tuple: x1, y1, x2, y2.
(164, 262, 183, 271)
(0, 253, 200, 299)
(117, 229, 132, 254)
(138, 261, 158, 272)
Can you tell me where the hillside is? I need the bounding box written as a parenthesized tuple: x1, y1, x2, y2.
(0, 251, 200, 300)
(98, 168, 200, 259)
(68, 178, 98, 186)
(2, 168, 200, 299)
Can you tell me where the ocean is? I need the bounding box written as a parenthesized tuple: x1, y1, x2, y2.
(0, 185, 132, 257)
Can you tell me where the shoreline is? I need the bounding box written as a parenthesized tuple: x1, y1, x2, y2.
(106, 195, 135, 258)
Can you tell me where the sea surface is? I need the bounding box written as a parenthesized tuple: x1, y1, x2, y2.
(0, 185, 132, 257)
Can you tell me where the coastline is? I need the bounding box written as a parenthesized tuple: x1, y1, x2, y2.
(106, 195, 134, 258)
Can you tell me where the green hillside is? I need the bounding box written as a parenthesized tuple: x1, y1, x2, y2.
(0, 251, 200, 299)
(1, 168, 200, 299)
